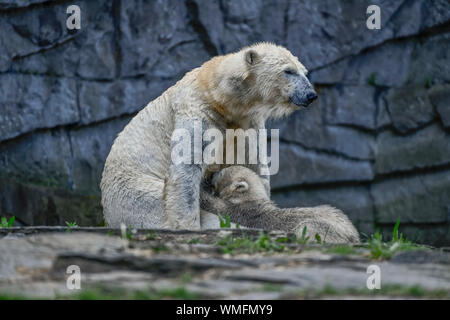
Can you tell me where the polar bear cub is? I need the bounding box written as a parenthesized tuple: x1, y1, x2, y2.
(209, 166, 360, 243)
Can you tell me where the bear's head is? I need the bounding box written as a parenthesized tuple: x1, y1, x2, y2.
(212, 166, 270, 204)
(209, 43, 317, 122)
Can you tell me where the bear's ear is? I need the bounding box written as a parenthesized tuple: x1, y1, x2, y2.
(232, 180, 249, 193)
(244, 49, 258, 66)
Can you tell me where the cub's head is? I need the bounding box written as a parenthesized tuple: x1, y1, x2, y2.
(215, 43, 317, 120)
(212, 166, 269, 204)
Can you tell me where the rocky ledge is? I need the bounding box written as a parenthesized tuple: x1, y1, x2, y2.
(0, 227, 449, 300)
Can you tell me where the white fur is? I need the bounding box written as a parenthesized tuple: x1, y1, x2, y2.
(101, 43, 311, 229)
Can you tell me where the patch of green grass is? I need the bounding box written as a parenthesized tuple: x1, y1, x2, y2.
(215, 219, 425, 260)
(325, 245, 358, 255)
(178, 272, 193, 284)
(321, 284, 339, 295)
(216, 231, 286, 254)
(126, 228, 133, 240)
(42, 177, 59, 188)
(0, 216, 15, 228)
(0, 293, 30, 300)
(97, 219, 106, 227)
(298, 226, 310, 244)
(152, 245, 170, 253)
(367, 72, 377, 86)
(319, 227, 331, 244)
(288, 284, 449, 299)
(188, 237, 201, 244)
(347, 284, 448, 298)
(366, 219, 427, 260)
(292, 226, 323, 245)
(120, 225, 135, 240)
(424, 77, 432, 89)
(65, 221, 78, 233)
(75, 289, 118, 300)
(218, 213, 231, 228)
(145, 231, 159, 240)
(284, 220, 425, 260)
(72, 286, 198, 300)
(314, 233, 322, 244)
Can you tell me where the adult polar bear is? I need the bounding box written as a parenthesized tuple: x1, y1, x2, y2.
(101, 43, 317, 229)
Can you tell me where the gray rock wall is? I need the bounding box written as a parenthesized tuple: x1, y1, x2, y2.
(0, 0, 449, 245)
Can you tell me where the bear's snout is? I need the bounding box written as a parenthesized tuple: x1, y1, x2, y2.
(289, 89, 317, 107)
(305, 91, 318, 105)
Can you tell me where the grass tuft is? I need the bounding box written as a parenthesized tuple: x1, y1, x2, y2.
(218, 213, 231, 228)
(0, 216, 15, 228)
(367, 72, 377, 86)
(366, 219, 427, 260)
(216, 231, 286, 254)
(73, 287, 198, 300)
(65, 221, 78, 233)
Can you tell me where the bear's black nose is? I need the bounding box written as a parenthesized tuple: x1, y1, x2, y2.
(306, 91, 318, 105)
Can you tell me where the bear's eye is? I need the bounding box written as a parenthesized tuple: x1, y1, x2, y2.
(284, 68, 297, 76)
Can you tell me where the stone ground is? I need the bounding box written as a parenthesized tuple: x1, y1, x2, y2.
(0, 227, 449, 300)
